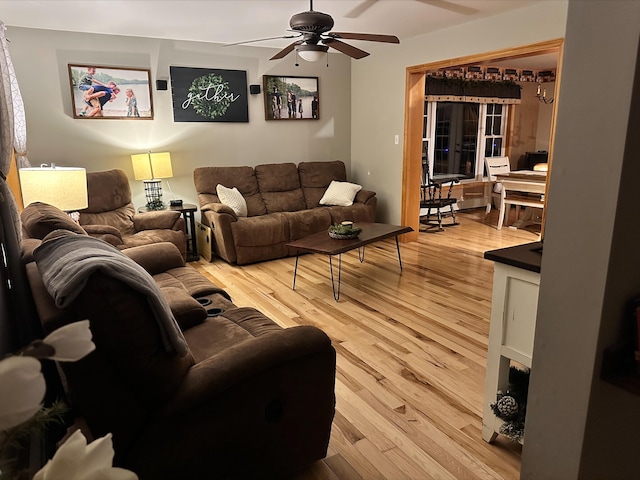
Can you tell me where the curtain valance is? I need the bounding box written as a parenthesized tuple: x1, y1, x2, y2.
(425, 76, 522, 105)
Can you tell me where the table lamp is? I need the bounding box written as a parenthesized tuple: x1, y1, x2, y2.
(131, 151, 174, 210)
(19, 164, 88, 221)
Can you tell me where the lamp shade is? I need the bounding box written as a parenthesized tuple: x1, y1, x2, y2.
(19, 166, 88, 211)
(297, 44, 328, 62)
(131, 153, 153, 180)
(150, 152, 173, 178)
(131, 152, 173, 180)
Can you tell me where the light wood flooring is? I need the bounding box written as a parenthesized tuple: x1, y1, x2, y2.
(193, 208, 540, 480)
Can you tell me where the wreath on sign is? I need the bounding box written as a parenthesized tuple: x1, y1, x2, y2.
(189, 73, 233, 120)
(489, 366, 530, 443)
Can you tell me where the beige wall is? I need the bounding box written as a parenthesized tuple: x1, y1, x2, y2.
(508, 81, 555, 169)
(522, 1, 640, 478)
(7, 27, 351, 214)
(511, 82, 543, 169)
(350, 1, 569, 223)
(535, 81, 555, 152)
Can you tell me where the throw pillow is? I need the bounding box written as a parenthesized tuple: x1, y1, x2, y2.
(319, 181, 362, 207)
(216, 184, 248, 217)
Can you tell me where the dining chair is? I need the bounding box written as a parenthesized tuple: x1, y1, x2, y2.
(484, 156, 511, 214)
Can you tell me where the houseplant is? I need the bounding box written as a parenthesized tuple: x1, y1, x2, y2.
(328, 222, 361, 239)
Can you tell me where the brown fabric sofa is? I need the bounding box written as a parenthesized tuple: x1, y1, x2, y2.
(79, 169, 187, 258)
(194, 161, 376, 265)
(12, 199, 337, 480)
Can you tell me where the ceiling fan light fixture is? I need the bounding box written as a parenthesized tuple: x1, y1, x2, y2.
(297, 44, 329, 62)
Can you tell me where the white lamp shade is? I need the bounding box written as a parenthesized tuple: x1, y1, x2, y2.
(131, 153, 153, 180)
(150, 152, 173, 178)
(131, 152, 173, 180)
(19, 166, 88, 211)
(297, 44, 328, 62)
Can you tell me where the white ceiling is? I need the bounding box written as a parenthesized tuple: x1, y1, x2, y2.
(0, 0, 556, 68)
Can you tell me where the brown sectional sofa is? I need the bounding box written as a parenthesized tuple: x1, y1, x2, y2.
(194, 160, 377, 265)
(6, 197, 337, 480)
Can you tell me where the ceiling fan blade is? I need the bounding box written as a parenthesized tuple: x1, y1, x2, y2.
(416, 0, 479, 16)
(270, 41, 302, 60)
(344, 0, 377, 18)
(329, 32, 399, 44)
(224, 34, 301, 47)
(324, 39, 370, 59)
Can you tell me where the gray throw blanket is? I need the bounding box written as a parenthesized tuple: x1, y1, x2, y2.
(34, 233, 188, 356)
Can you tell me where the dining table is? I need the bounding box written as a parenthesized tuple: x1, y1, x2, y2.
(494, 170, 547, 230)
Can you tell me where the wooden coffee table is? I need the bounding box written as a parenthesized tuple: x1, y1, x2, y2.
(286, 222, 413, 301)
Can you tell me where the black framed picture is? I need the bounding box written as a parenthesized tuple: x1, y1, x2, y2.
(68, 64, 153, 119)
(263, 75, 319, 120)
(170, 66, 249, 122)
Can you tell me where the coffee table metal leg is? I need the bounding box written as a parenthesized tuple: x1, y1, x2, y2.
(292, 254, 299, 290)
(395, 236, 404, 272)
(358, 246, 366, 263)
(328, 254, 342, 301)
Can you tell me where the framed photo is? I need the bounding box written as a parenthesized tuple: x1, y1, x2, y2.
(68, 64, 153, 119)
(170, 66, 248, 122)
(263, 75, 319, 120)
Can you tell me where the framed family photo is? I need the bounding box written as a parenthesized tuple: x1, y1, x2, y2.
(263, 75, 319, 121)
(68, 64, 153, 119)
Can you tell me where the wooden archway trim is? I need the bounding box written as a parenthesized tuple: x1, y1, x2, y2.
(401, 38, 564, 242)
(7, 151, 24, 211)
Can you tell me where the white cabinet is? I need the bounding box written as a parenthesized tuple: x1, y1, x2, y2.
(482, 260, 540, 443)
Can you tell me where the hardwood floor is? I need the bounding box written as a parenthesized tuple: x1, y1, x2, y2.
(193, 209, 540, 480)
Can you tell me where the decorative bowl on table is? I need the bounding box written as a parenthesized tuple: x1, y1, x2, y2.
(328, 222, 361, 239)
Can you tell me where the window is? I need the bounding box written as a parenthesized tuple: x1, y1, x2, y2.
(433, 102, 479, 178)
(421, 101, 432, 184)
(423, 100, 508, 182)
(484, 104, 504, 157)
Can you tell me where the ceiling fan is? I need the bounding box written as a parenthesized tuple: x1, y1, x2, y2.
(226, 0, 399, 62)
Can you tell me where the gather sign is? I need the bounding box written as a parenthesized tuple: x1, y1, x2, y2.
(170, 66, 249, 122)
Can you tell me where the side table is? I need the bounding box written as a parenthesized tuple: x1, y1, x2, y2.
(138, 203, 199, 262)
(482, 242, 542, 444)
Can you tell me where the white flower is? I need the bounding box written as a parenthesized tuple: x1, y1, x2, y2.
(0, 355, 46, 431)
(33, 429, 138, 480)
(42, 320, 95, 362)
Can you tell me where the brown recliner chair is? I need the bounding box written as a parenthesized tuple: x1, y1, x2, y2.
(17, 203, 336, 480)
(78, 169, 187, 258)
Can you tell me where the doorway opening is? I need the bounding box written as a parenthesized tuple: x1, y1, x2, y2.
(401, 38, 564, 241)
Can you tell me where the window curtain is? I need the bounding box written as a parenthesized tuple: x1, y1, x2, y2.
(0, 20, 28, 244)
(425, 76, 522, 104)
(0, 21, 28, 174)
